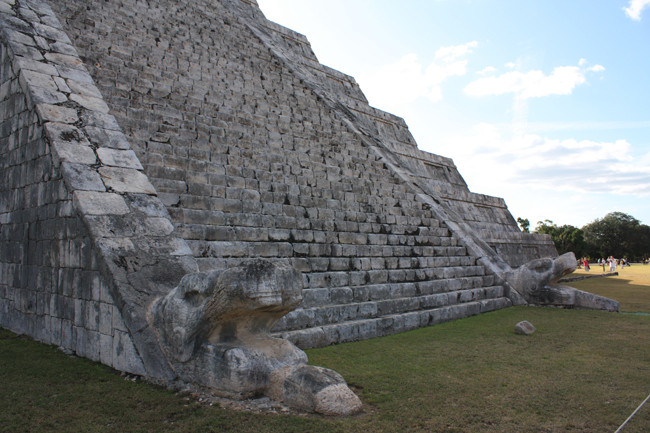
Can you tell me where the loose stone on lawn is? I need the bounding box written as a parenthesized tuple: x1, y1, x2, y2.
(514, 320, 536, 335)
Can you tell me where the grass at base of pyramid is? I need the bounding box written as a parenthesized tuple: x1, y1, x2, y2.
(2, 268, 649, 433)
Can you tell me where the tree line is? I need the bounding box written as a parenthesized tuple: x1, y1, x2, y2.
(517, 212, 650, 261)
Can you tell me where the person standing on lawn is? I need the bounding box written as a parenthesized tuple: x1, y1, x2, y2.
(583, 258, 590, 271)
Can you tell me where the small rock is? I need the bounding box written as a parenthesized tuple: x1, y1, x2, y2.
(514, 320, 536, 335)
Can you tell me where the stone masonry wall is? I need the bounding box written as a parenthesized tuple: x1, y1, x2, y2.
(0, 27, 145, 374)
(0, 0, 200, 379)
(47, 0, 513, 348)
(2, 0, 550, 374)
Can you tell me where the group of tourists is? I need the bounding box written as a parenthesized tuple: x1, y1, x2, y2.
(579, 257, 630, 272)
(595, 257, 628, 272)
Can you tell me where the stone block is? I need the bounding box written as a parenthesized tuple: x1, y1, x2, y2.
(75, 326, 87, 357)
(60, 163, 106, 192)
(98, 167, 156, 195)
(66, 78, 102, 98)
(12, 56, 58, 76)
(73, 191, 130, 215)
(43, 122, 89, 145)
(19, 69, 58, 92)
(55, 64, 92, 83)
(99, 332, 113, 367)
(69, 93, 109, 113)
(97, 148, 143, 170)
(99, 302, 113, 335)
(61, 319, 75, 350)
(84, 126, 130, 149)
(80, 111, 121, 130)
(514, 320, 536, 335)
(50, 141, 96, 166)
(44, 53, 85, 69)
(33, 23, 71, 44)
(35, 103, 77, 123)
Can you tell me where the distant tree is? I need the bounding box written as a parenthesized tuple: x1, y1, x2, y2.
(582, 212, 650, 261)
(517, 217, 530, 233)
(534, 220, 586, 257)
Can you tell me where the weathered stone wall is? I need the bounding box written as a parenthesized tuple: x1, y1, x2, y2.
(1, 0, 556, 380)
(0, 27, 145, 373)
(46, 0, 514, 348)
(0, 0, 199, 379)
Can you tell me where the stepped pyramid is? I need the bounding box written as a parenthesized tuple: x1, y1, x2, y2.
(1, 0, 558, 380)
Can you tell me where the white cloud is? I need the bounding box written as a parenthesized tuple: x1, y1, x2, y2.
(505, 62, 516, 69)
(588, 64, 605, 72)
(463, 61, 604, 99)
(624, 0, 650, 20)
(445, 124, 650, 197)
(477, 66, 497, 75)
(435, 41, 478, 62)
(357, 42, 477, 108)
(578, 58, 588, 66)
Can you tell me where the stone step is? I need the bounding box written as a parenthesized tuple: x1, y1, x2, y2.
(301, 275, 494, 307)
(274, 285, 505, 332)
(302, 266, 487, 289)
(273, 297, 512, 349)
(187, 240, 468, 261)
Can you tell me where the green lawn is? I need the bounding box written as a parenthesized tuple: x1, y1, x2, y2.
(568, 263, 650, 313)
(1, 267, 649, 432)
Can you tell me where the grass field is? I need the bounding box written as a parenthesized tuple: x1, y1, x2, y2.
(1, 265, 649, 432)
(568, 263, 650, 313)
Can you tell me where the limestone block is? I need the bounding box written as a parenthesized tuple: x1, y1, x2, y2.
(84, 126, 130, 149)
(0, 2, 15, 15)
(514, 320, 536, 335)
(50, 42, 77, 57)
(98, 167, 156, 195)
(56, 65, 93, 84)
(81, 111, 121, 130)
(0, 16, 35, 38)
(35, 103, 77, 123)
(69, 93, 109, 113)
(44, 52, 85, 70)
(50, 141, 96, 166)
(44, 122, 89, 145)
(66, 78, 102, 98)
(123, 193, 169, 218)
(85, 330, 101, 362)
(19, 69, 57, 93)
(27, 86, 67, 105)
(60, 163, 105, 192)
(13, 56, 58, 76)
(99, 332, 113, 367)
(97, 148, 143, 170)
(32, 22, 71, 44)
(73, 191, 130, 216)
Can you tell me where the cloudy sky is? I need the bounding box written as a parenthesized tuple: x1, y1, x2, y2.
(256, 0, 650, 228)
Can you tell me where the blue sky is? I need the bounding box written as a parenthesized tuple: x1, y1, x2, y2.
(256, 0, 650, 228)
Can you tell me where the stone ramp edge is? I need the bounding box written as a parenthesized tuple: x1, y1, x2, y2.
(0, 0, 198, 379)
